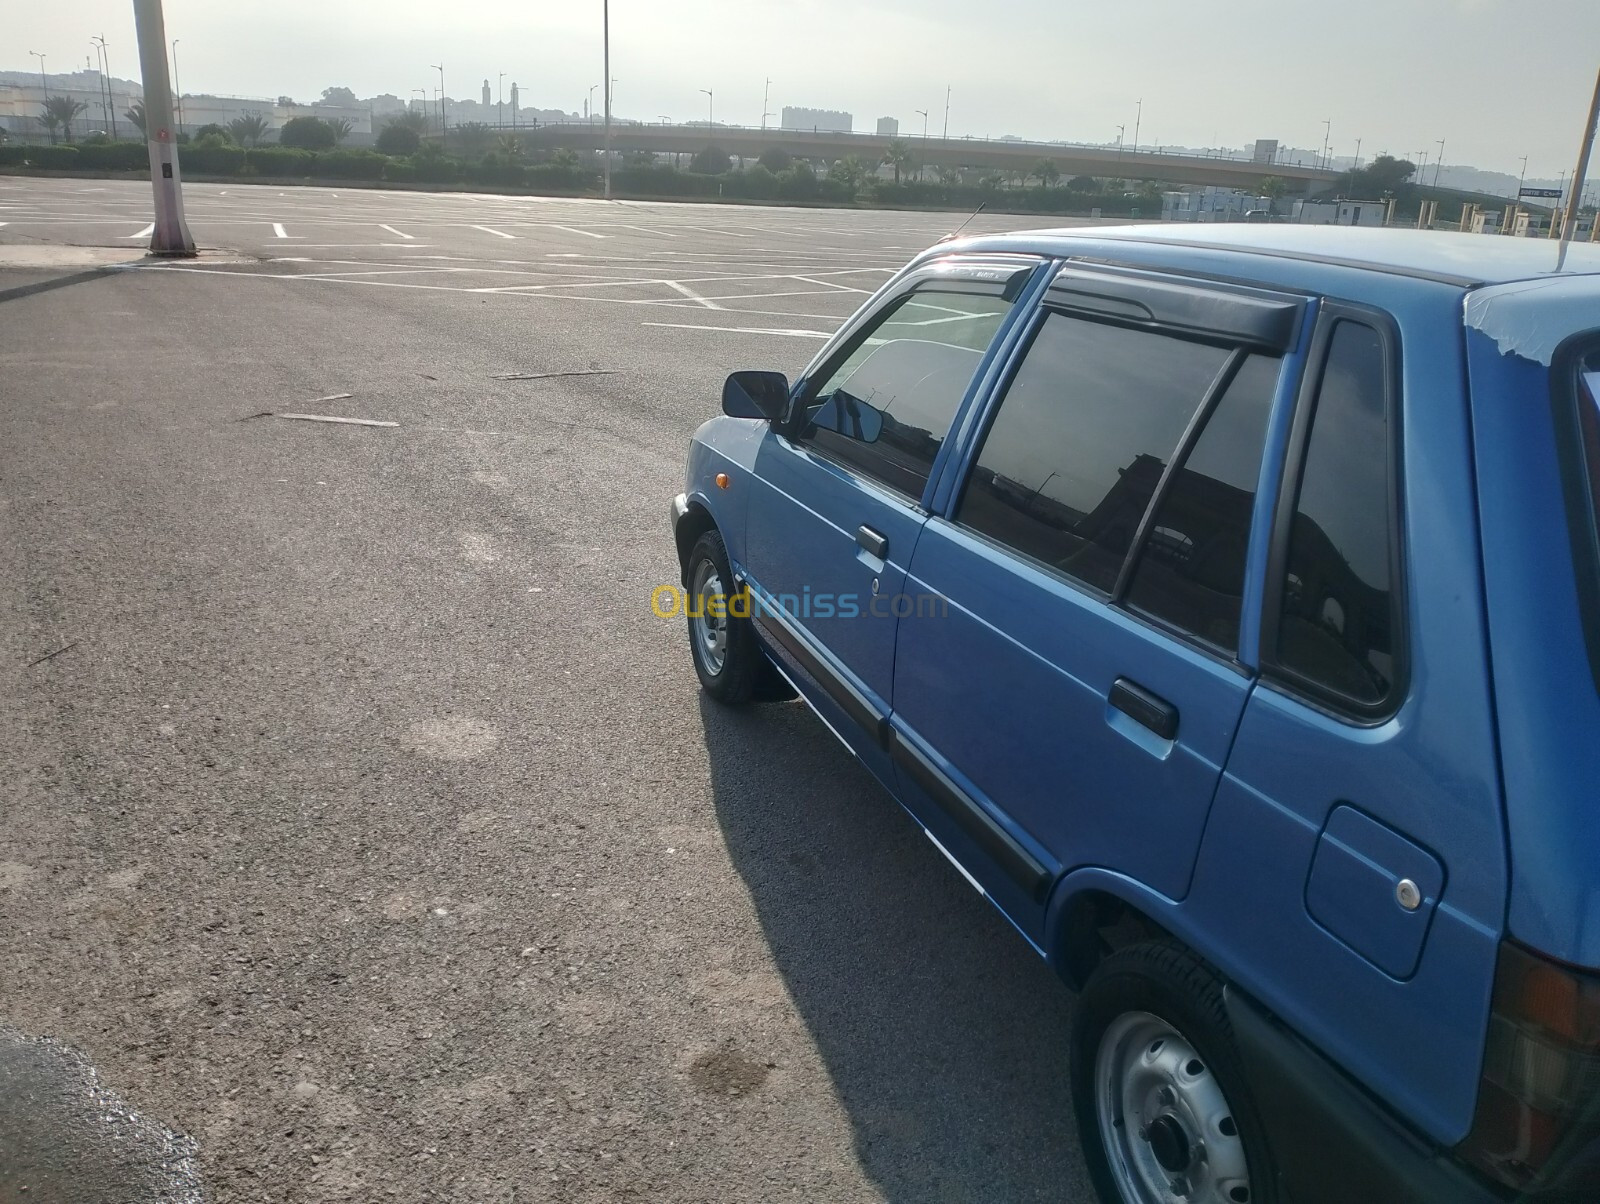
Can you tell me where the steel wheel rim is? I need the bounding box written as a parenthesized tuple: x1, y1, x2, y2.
(690, 558, 729, 676)
(1094, 1011, 1252, 1204)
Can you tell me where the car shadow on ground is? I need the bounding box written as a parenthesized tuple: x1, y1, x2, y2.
(698, 694, 1095, 1203)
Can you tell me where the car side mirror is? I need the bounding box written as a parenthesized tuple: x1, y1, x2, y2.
(722, 370, 790, 422)
(807, 392, 884, 444)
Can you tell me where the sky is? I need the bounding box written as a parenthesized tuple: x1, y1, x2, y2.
(13, 0, 1600, 178)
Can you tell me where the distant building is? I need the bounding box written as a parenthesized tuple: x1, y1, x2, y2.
(1253, 139, 1279, 164)
(876, 116, 899, 136)
(1292, 199, 1386, 227)
(782, 106, 851, 133)
(0, 69, 140, 140)
(482, 80, 491, 107)
(1162, 188, 1269, 223)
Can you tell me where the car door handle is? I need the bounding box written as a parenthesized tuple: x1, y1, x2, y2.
(1109, 677, 1178, 741)
(857, 525, 888, 559)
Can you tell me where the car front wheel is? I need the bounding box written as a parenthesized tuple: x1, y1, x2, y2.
(685, 529, 758, 705)
(1072, 941, 1277, 1204)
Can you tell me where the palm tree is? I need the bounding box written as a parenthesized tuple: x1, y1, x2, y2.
(42, 96, 89, 144)
(227, 112, 271, 148)
(124, 101, 147, 136)
(328, 118, 354, 145)
(496, 134, 525, 160)
(881, 138, 913, 185)
(388, 109, 429, 135)
(1034, 158, 1062, 190)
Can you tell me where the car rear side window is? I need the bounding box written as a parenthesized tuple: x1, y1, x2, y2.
(1124, 353, 1281, 652)
(799, 288, 1016, 499)
(1273, 319, 1399, 709)
(1562, 343, 1600, 685)
(957, 312, 1233, 594)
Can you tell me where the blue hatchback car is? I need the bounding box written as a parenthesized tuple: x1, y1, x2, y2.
(670, 225, 1600, 1204)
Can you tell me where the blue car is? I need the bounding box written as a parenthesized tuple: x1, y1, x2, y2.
(670, 225, 1600, 1204)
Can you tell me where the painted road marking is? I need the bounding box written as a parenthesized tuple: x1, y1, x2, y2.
(664, 281, 726, 310)
(379, 224, 415, 239)
(642, 322, 830, 339)
(470, 225, 515, 239)
(547, 224, 606, 240)
(273, 223, 291, 238)
(125, 223, 155, 239)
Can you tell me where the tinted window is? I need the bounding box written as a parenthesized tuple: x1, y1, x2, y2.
(800, 288, 1014, 498)
(1125, 354, 1281, 651)
(1275, 321, 1397, 706)
(957, 312, 1233, 592)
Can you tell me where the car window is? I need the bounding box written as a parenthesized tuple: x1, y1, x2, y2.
(799, 288, 1015, 499)
(1274, 320, 1398, 707)
(1124, 353, 1281, 652)
(956, 311, 1234, 593)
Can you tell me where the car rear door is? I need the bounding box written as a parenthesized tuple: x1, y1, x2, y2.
(739, 257, 1042, 771)
(888, 267, 1307, 940)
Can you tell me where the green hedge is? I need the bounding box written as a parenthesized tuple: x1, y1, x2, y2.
(183, 143, 247, 175)
(0, 140, 1142, 215)
(75, 141, 147, 171)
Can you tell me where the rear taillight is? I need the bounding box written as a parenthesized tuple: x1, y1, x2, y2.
(1459, 941, 1600, 1195)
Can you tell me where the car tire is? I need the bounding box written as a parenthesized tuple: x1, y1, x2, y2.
(1071, 940, 1278, 1204)
(685, 529, 759, 706)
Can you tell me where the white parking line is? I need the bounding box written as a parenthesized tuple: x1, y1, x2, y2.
(124, 223, 155, 239)
(642, 322, 831, 339)
(273, 223, 291, 239)
(470, 225, 516, 239)
(664, 281, 726, 310)
(379, 224, 415, 239)
(546, 224, 606, 240)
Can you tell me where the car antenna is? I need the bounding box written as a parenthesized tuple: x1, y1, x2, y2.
(939, 202, 986, 243)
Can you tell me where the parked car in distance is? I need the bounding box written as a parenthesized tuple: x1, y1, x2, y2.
(671, 224, 1600, 1204)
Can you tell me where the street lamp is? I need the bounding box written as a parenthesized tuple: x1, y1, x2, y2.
(1133, 98, 1142, 154)
(28, 50, 46, 99)
(588, 84, 598, 123)
(700, 87, 713, 133)
(761, 77, 772, 132)
(430, 63, 445, 149)
(92, 36, 117, 138)
(1320, 119, 1331, 170)
(1116, 124, 1125, 161)
(171, 38, 183, 133)
(498, 72, 505, 127)
(915, 108, 928, 181)
(942, 84, 950, 139)
(1434, 138, 1446, 189)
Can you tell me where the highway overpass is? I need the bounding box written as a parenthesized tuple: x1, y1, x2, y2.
(510, 122, 1341, 194)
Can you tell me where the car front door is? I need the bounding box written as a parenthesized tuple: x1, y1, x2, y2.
(738, 258, 1041, 768)
(888, 267, 1306, 939)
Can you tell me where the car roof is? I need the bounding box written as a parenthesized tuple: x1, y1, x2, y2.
(949, 224, 1600, 287)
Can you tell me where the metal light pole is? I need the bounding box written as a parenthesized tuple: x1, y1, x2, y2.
(602, 0, 612, 199)
(412, 87, 427, 129)
(761, 77, 771, 131)
(587, 85, 597, 123)
(700, 87, 713, 133)
(1116, 124, 1125, 162)
(1320, 119, 1331, 170)
(915, 108, 927, 181)
(498, 72, 505, 127)
(1133, 98, 1142, 154)
(29, 51, 47, 140)
(1353, 137, 1361, 170)
(1556, 65, 1599, 268)
(431, 63, 446, 149)
(131, 0, 195, 255)
(1434, 138, 1445, 189)
(92, 36, 116, 137)
(170, 38, 183, 133)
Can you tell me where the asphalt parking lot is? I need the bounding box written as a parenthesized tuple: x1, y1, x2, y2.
(0, 177, 1094, 1203)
